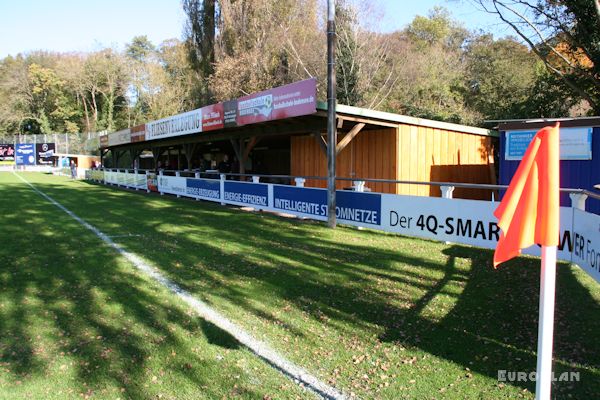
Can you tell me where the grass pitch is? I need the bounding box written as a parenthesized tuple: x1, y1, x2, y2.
(2, 172, 599, 399)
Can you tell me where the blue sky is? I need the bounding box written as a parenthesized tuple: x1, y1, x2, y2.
(0, 0, 513, 58)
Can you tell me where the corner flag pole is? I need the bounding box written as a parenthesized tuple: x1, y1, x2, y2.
(535, 245, 557, 400)
(492, 123, 560, 400)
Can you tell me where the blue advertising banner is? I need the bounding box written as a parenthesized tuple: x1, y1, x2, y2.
(273, 186, 327, 218)
(15, 144, 36, 165)
(337, 191, 381, 226)
(223, 181, 269, 207)
(272, 186, 381, 225)
(186, 178, 221, 201)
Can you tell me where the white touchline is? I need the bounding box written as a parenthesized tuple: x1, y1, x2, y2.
(14, 172, 347, 400)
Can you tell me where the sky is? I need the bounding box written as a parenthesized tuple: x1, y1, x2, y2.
(0, 0, 514, 59)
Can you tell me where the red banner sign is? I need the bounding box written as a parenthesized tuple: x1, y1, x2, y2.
(236, 78, 316, 126)
(202, 103, 224, 131)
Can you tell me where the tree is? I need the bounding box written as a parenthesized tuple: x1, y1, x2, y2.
(84, 49, 128, 131)
(183, 0, 217, 105)
(473, 0, 600, 113)
(126, 35, 155, 63)
(464, 35, 539, 120)
(385, 8, 478, 124)
(335, 0, 362, 105)
(0, 56, 29, 133)
(208, 0, 309, 100)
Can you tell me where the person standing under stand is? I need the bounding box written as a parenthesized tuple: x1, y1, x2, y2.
(218, 154, 232, 176)
(70, 160, 77, 179)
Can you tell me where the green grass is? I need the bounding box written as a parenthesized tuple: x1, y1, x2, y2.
(3, 172, 600, 399)
(0, 172, 310, 399)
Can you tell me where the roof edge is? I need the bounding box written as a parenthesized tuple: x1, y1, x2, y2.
(317, 101, 497, 137)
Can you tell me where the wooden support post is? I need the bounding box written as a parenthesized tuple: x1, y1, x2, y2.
(336, 123, 365, 155)
(152, 147, 161, 169)
(183, 143, 198, 170)
(113, 149, 120, 169)
(231, 137, 260, 177)
(314, 132, 327, 155)
(243, 137, 260, 162)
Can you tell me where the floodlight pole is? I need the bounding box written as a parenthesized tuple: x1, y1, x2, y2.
(327, 0, 337, 228)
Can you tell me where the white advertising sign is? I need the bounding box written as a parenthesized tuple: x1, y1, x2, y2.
(157, 175, 187, 196)
(380, 194, 575, 264)
(133, 173, 147, 190)
(381, 195, 500, 248)
(107, 129, 131, 147)
(104, 171, 116, 184)
(146, 108, 202, 140)
(571, 209, 600, 283)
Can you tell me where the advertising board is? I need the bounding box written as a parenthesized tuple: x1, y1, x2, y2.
(201, 103, 224, 131)
(108, 129, 131, 147)
(131, 124, 146, 143)
(506, 127, 592, 160)
(236, 78, 317, 126)
(0, 144, 15, 162)
(36, 143, 56, 165)
(157, 175, 187, 196)
(15, 144, 36, 165)
(147, 108, 202, 140)
(223, 181, 269, 208)
(186, 178, 221, 201)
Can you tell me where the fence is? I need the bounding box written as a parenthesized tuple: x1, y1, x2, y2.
(83, 167, 600, 286)
(0, 132, 101, 155)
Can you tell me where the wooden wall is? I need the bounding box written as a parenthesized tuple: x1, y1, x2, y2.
(290, 124, 496, 199)
(396, 124, 496, 199)
(290, 128, 398, 193)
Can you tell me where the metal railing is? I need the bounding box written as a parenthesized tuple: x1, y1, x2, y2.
(95, 167, 600, 201)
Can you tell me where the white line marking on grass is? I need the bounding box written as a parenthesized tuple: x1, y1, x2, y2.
(14, 172, 347, 400)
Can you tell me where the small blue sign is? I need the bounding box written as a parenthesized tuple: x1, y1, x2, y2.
(506, 128, 593, 160)
(223, 181, 268, 207)
(505, 131, 536, 160)
(15, 144, 36, 165)
(186, 178, 221, 201)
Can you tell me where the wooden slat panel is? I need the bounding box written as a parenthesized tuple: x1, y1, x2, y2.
(409, 125, 418, 195)
(399, 124, 411, 195)
(291, 126, 496, 199)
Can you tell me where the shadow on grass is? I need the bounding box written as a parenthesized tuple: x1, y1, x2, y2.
(0, 179, 274, 399)
(21, 177, 600, 398)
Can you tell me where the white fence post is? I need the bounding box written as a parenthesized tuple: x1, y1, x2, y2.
(159, 169, 164, 196)
(146, 170, 151, 193)
(220, 174, 226, 205)
(354, 180, 366, 192)
(175, 171, 181, 198)
(194, 171, 201, 201)
(441, 185, 455, 199)
(295, 178, 306, 187)
(441, 185, 455, 244)
(569, 193, 587, 211)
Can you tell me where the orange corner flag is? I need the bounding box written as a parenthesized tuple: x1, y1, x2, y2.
(493, 123, 560, 267)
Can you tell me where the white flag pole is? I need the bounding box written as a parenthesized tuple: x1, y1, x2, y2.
(535, 245, 557, 400)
